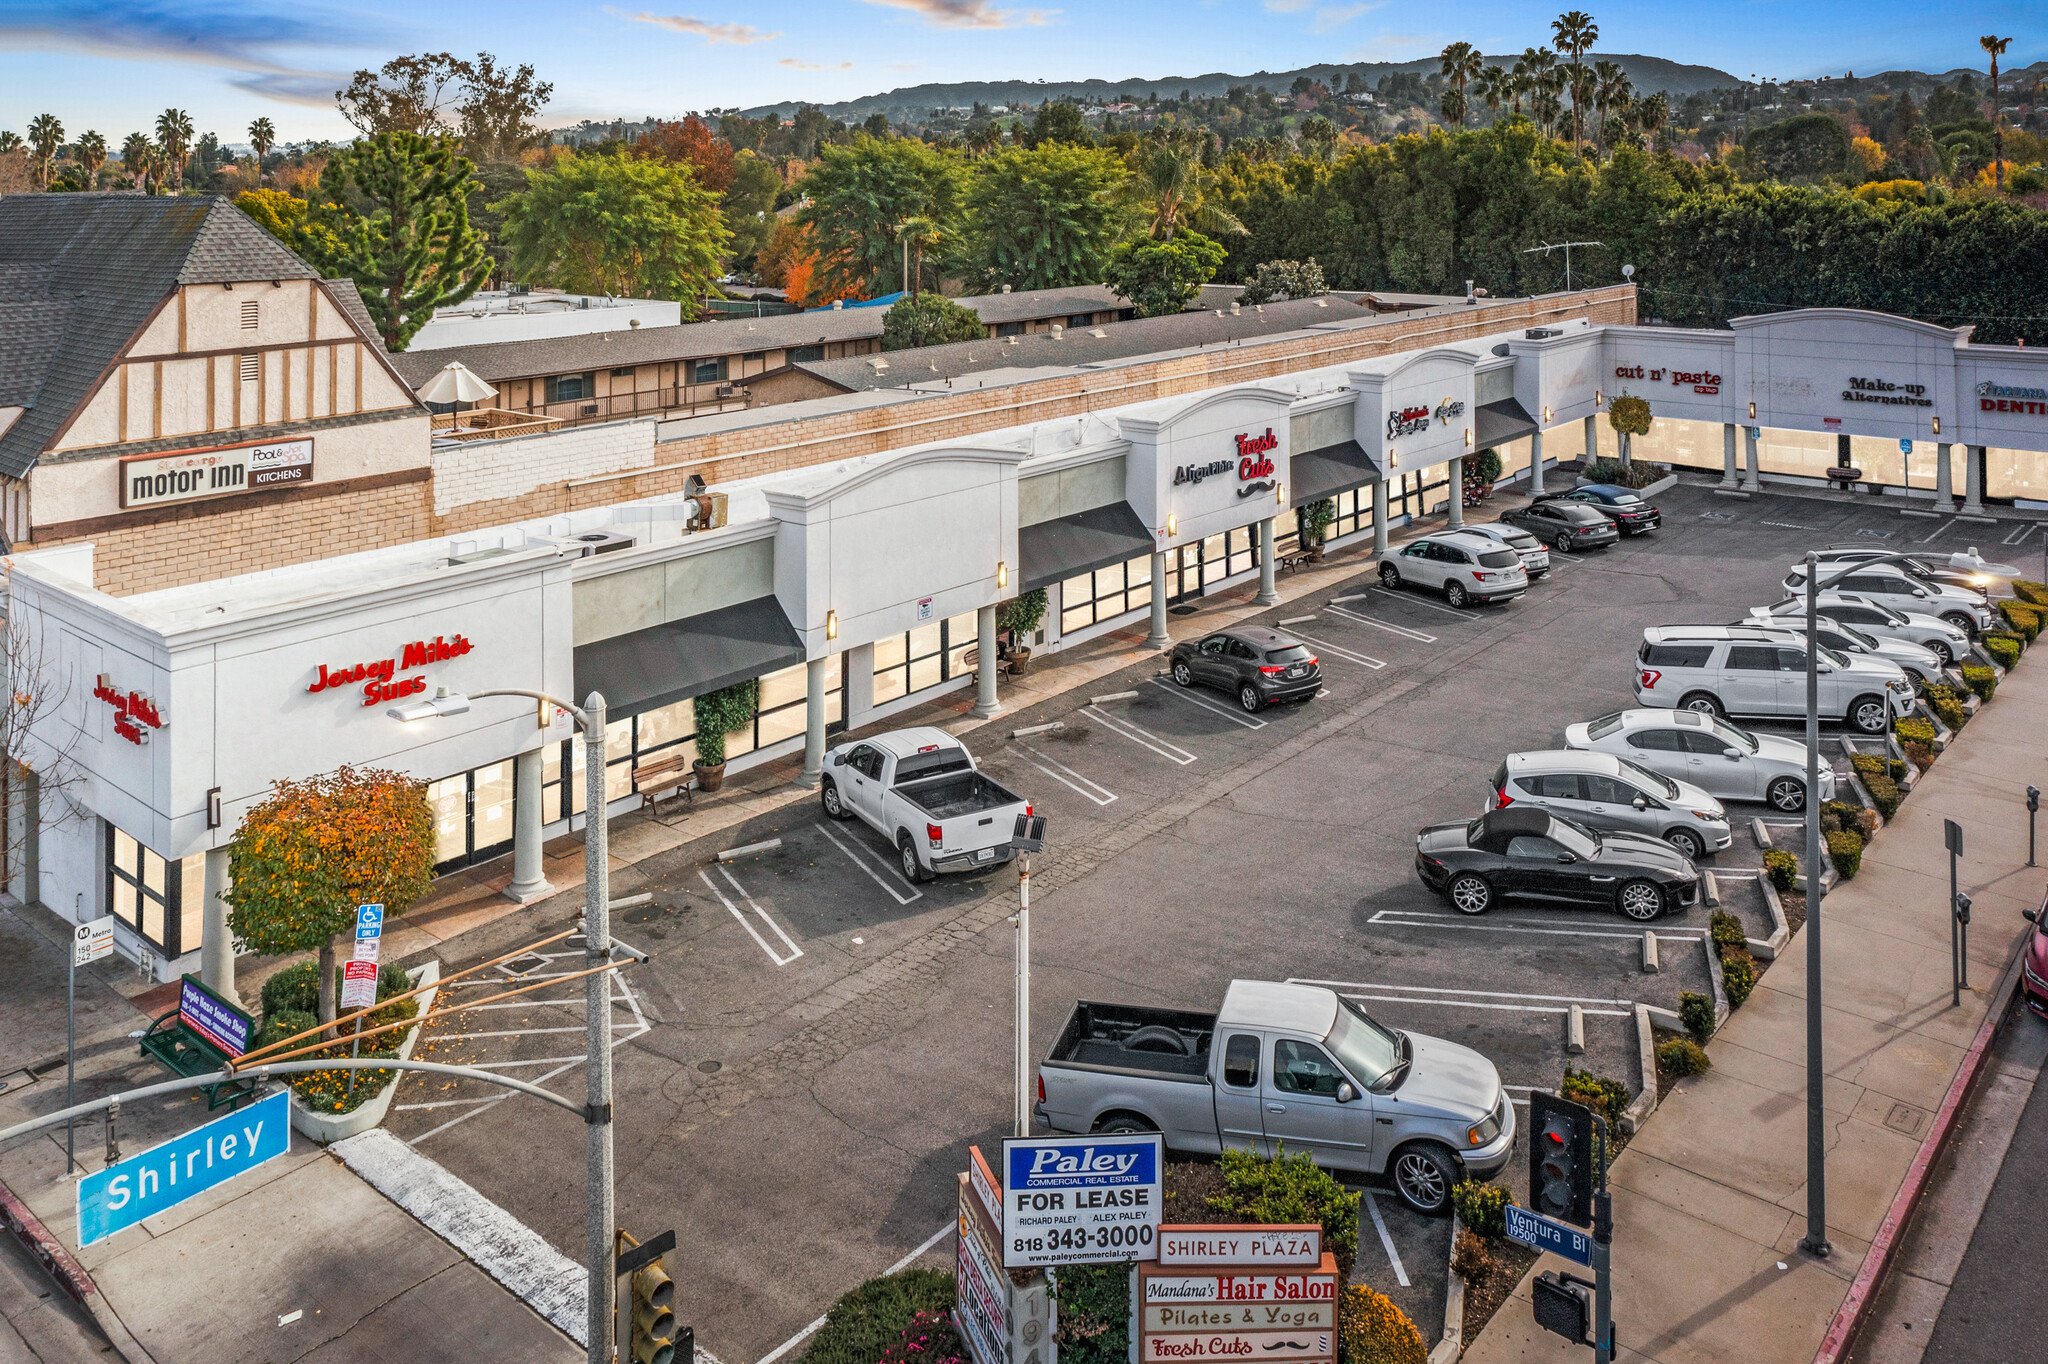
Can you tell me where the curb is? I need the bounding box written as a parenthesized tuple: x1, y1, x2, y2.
(0, 1175, 156, 1362)
(1623, 1004, 1659, 1134)
(1754, 872, 1790, 961)
(1428, 1212, 1466, 1364)
(1810, 921, 2032, 1364)
(1703, 934, 1730, 1030)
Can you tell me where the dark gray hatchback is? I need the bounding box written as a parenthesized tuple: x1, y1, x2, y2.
(1169, 627, 1323, 713)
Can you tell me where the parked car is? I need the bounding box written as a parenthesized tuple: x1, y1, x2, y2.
(1414, 806, 1702, 922)
(1632, 625, 1914, 734)
(821, 727, 1030, 882)
(1035, 979, 1512, 1215)
(1499, 499, 1621, 551)
(1535, 484, 1662, 534)
(1749, 592, 1968, 667)
(1460, 521, 1552, 577)
(1782, 561, 1995, 637)
(1563, 707, 1837, 813)
(1487, 749, 1731, 859)
(2023, 899, 2048, 1020)
(1377, 530, 1529, 607)
(1170, 626, 1322, 713)
(1737, 607, 1945, 684)
(1818, 545, 2019, 596)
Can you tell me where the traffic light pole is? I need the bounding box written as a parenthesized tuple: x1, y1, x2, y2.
(1592, 1116, 1613, 1364)
(583, 692, 616, 1364)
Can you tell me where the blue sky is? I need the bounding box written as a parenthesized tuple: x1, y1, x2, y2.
(0, 0, 2038, 144)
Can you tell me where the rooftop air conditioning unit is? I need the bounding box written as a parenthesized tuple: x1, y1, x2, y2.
(581, 404, 599, 416)
(1049, 324, 1063, 339)
(1525, 327, 1562, 340)
(683, 492, 730, 532)
(716, 383, 736, 397)
(573, 531, 637, 556)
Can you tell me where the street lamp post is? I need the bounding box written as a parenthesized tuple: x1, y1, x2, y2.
(389, 685, 616, 1364)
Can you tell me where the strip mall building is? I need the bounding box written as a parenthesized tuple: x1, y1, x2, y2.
(6, 194, 2048, 992)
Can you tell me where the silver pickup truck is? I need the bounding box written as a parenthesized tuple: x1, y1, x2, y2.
(1035, 980, 1513, 1216)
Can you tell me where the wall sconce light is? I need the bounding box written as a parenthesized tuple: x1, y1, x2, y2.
(206, 787, 222, 830)
(1167, 511, 1178, 537)
(1387, 449, 1399, 469)
(825, 610, 838, 640)
(996, 560, 1008, 590)
(1542, 405, 1553, 424)
(1931, 415, 1942, 436)
(1464, 428, 1474, 447)
(1595, 390, 1604, 406)
(1749, 401, 1757, 420)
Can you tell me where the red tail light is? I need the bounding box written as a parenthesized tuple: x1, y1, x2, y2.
(926, 822, 943, 846)
(1496, 786, 1513, 809)
(1639, 668, 1662, 690)
(1259, 664, 1286, 674)
(1025, 803, 1032, 817)
(1038, 1074, 1046, 1103)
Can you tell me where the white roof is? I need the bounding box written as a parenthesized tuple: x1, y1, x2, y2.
(1218, 980, 1337, 1037)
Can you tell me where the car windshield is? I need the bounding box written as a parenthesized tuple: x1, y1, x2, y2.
(1328, 999, 1403, 1089)
(1617, 757, 1680, 799)
(1834, 621, 1881, 649)
(1501, 531, 1540, 549)
(1477, 549, 1520, 568)
(1563, 506, 1607, 523)
(1266, 645, 1313, 664)
(1607, 493, 1643, 505)
(1868, 600, 1909, 625)
(1585, 711, 1625, 739)
(1549, 816, 1600, 858)
(1707, 717, 1759, 753)
(1819, 644, 1851, 667)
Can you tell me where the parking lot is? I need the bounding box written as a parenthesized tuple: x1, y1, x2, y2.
(386, 477, 2043, 1361)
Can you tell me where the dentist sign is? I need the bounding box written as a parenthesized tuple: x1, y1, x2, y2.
(1001, 1133, 1163, 1267)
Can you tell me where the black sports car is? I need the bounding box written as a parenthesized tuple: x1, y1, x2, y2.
(1499, 500, 1620, 551)
(1413, 807, 1700, 921)
(1535, 484, 1662, 534)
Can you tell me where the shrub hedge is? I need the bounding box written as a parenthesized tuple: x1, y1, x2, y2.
(1719, 945, 1758, 1008)
(1895, 716, 1937, 747)
(1902, 739, 1934, 771)
(2012, 579, 2048, 607)
(1999, 601, 2041, 641)
(1209, 1146, 1360, 1276)
(1709, 910, 1746, 948)
(1584, 457, 1663, 489)
(1657, 1037, 1712, 1076)
(878, 1312, 963, 1364)
(1562, 1067, 1632, 1130)
(1452, 1180, 1513, 1238)
(1961, 663, 1997, 702)
(1826, 828, 1864, 879)
(1986, 635, 2022, 669)
(1923, 685, 1968, 730)
(1450, 1228, 1494, 1281)
(1052, 1264, 1130, 1364)
(1849, 753, 1905, 782)
(1680, 991, 1716, 1043)
(1762, 848, 1799, 892)
(799, 1270, 957, 1364)
(1863, 774, 1901, 820)
(1338, 1284, 1426, 1364)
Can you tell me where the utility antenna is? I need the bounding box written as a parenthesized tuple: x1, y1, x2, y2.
(1524, 240, 1607, 292)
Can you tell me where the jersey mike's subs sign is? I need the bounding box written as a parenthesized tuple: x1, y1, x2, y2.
(120, 437, 313, 509)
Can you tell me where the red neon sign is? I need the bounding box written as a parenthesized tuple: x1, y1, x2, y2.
(94, 676, 164, 745)
(307, 633, 474, 708)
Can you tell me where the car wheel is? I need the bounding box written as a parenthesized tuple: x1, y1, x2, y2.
(1679, 691, 1725, 719)
(1942, 611, 1978, 638)
(1097, 1114, 1155, 1135)
(1172, 659, 1194, 687)
(1766, 776, 1807, 813)
(1928, 640, 1954, 666)
(897, 834, 932, 884)
(1849, 694, 1890, 734)
(1445, 581, 1469, 609)
(1239, 683, 1264, 714)
(1665, 828, 1704, 860)
(1391, 1143, 1458, 1217)
(1618, 880, 1666, 921)
(1447, 873, 1493, 915)
(821, 779, 850, 821)
(1557, 531, 1574, 551)
(1379, 563, 1401, 589)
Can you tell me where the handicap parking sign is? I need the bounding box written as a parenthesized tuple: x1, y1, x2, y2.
(355, 904, 385, 941)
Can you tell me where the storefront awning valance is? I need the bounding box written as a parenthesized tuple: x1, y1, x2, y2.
(1020, 501, 1155, 592)
(1288, 440, 1383, 509)
(574, 595, 804, 721)
(1475, 397, 1540, 450)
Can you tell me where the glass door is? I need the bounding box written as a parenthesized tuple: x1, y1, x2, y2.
(428, 762, 518, 873)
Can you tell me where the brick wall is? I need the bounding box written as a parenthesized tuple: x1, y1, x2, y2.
(430, 419, 657, 518)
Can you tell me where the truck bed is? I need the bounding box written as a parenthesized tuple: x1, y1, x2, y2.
(897, 771, 1023, 821)
(1043, 1001, 1215, 1081)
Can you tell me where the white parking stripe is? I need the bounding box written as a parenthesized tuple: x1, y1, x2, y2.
(1363, 1193, 1410, 1288)
(1012, 742, 1119, 806)
(1284, 630, 1386, 670)
(1365, 910, 1705, 943)
(1325, 604, 1436, 643)
(1369, 586, 1476, 619)
(814, 822, 924, 905)
(1147, 677, 1266, 728)
(698, 866, 804, 965)
(1084, 704, 1198, 765)
(1331, 992, 1632, 1017)
(1917, 517, 1960, 544)
(1291, 978, 1636, 1006)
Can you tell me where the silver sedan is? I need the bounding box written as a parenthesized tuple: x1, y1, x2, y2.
(1563, 707, 1838, 813)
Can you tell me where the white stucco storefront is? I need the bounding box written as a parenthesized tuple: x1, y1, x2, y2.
(11, 305, 2048, 987)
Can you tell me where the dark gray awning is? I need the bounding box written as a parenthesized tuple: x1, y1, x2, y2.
(1475, 397, 1540, 450)
(1288, 440, 1382, 509)
(1020, 501, 1155, 591)
(574, 595, 803, 721)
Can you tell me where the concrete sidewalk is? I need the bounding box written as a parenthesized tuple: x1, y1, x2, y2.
(1463, 635, 2047, 1362)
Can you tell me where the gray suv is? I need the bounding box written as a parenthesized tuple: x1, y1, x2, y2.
(1170, 627, 1323, 713)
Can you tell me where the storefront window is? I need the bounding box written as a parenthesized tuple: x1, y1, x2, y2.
(1060, 554, 1153, 632)
(106, 823, 203, 957)
(874, 617, 971, 705)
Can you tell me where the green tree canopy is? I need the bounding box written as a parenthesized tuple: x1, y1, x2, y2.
(881, 292, 988, 351)
(1025, 102, 1094, 149)
(294, 132, 491, 350)
(235, 188, 307, 240)
(724, 150, 785, 269)
(959, 144, 1129, 292)
(1102, 228, 1227, 317)
(795, 136, 964, 299)
(495, 150, 730, 307)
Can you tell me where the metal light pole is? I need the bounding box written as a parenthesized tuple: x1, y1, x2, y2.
(1014, 851, 1032, 1138)
(1799, 551, 1831, 1259)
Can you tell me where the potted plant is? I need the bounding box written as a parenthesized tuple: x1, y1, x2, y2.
(1608, 392, 1652, 466)
(1470, 448, 1503, 499)
(1300, 499, 1336, 561)
(998, 588, 1048, 675)
(691, 678, 759, 792)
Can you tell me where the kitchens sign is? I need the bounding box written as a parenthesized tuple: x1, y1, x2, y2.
(120, 437, 313, 510)
(307, 632, 475, 707)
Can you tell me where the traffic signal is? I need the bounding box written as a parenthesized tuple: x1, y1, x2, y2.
(1532, 1271, 1592, 1345)
(630, 1258, 677, 1364)
(1529, 1092, 1594, 1226)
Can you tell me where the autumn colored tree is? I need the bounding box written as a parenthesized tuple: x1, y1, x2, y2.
(234, 187, 307, 240)
(225, 766, 436, 1029)
(636, 115, 736, 193)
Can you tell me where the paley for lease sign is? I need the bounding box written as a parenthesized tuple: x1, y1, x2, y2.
(1001, 1133, 1162, 1267)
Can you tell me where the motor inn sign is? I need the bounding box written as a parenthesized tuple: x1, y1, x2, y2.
(120, 437, 314, 509)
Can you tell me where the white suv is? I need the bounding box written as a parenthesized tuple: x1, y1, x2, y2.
(1782, 561, 1994, 637)
(1380, 531, 1529, 608)
(1633, 625, 1914, 734)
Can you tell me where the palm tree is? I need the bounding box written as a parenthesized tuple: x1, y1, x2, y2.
(76, 130, 107, 187)
(248, 116, 276, 180)
(0, 131, 18, 153)
(1594, 63, 1634, 150)
(1438, 42, 1484, 128)
(1533, 71, 1566, 140)
(1133, 133, 1246, 239)
(1474, 66, 1509, 123)
(895, 215, 942, 298)
(26, 113, 63, 191)
(1980, 35, 2011, 191)
(1635, 91, 1670, 150)
(120, 131, 154, 189)
(154, 108, 194, 191)
(1551, 10, 1599, 150)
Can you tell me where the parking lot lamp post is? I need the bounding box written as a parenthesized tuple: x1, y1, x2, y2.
(1014, 848, 1032, 1137)
(1798, 552, 1831, 1258)
(389, 685, 616, 1364)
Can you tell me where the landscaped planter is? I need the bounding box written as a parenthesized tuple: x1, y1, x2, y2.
(289, 960, 439, 1144)
(1574, 470, 1678, 497)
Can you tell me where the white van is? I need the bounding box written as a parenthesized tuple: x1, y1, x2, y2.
(1632, 625, 1914, 734)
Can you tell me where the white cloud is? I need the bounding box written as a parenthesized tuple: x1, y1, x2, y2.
(779, 58, 856, 70)
(858, 0, 1055, 29)
(1263, 0, 1312, 12)
(611, 10, 781, 43)
(1309, 4, 1378, 34)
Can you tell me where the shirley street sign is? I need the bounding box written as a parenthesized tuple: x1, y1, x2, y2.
(77, 1089, 290, 1245)
(1504, 1204, 1594, 1267)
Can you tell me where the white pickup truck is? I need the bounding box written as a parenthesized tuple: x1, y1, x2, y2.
(820, 727, 1032, 883)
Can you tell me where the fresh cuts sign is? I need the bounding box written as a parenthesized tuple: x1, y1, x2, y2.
(1173, 430, 1280, 499)
(307, 632, 475, 707)
(1001, 1133, 1163, 1267)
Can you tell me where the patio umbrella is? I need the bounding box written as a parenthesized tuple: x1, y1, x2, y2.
(415, 361, 498, 406)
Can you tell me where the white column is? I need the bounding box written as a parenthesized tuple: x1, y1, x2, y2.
(1372, 479, 1390, 556)
(1445, 457, 1464, 528)
(1934, 442, 1953, 505)
(972, 605, 1001, 719)
(1528, 430, 1546, 496)
(1742, 427, 1762, 492)
(1720, 423, 1739, 488)
(504, 746, 554, 903)
(798, 655, 829, 786)
(1963, 445, 1986, 515)
(1584, 414, 1599, 467)
(1144, 551, 1171, 650)
(200, 845, 235, 996)
(842, 643, 876, 728)
(1254, 518, 1279, 605)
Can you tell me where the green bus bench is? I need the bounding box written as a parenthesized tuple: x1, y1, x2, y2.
(139, 975, 260, 1112)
